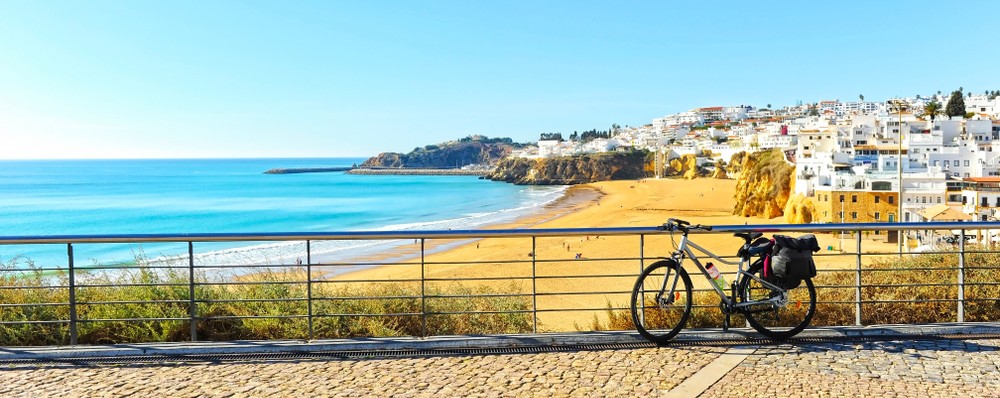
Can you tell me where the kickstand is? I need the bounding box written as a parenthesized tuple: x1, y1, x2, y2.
(723, 312, 730, 332)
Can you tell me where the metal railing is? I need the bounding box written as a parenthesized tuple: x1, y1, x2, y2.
(2, 221, 1000, 345)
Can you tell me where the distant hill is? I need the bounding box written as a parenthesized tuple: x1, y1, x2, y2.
(360, 135, 526, 168)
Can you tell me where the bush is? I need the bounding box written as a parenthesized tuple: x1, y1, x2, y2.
(1, 257, 533, 345)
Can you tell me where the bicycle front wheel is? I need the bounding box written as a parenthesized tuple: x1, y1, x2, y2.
(738, 260, 816, 339)
(630, 259, 692, 344)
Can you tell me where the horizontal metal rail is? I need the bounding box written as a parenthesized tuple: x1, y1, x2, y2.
(1, 221, 997, 244)
(2, 221, 1000, 346)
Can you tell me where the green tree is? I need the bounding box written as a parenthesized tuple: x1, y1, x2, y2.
(766, 103, 771, 109)
(945, 90, 966, 118)
(922, 101, 943, 121)
(807, 104, 819, 116)
(859, 94, 864, 102)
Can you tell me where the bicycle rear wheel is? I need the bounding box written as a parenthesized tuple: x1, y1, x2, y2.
(738, 259, 816, 339)
(630, 260, 692, 344)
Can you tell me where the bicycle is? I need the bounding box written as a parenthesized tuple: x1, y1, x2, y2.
(630, 218, 816, 343)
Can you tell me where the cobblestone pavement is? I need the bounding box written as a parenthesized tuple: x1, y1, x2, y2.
(0, 346, 725, 397)
(1, 339, 998, 397)
(703, 339, 1000, 398)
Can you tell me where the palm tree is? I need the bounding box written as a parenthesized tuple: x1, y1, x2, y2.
(922, 101, 943, 121)
(859, 94, 864, 102)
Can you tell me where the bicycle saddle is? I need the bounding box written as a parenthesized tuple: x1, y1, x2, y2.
(733, 232, 763, 241)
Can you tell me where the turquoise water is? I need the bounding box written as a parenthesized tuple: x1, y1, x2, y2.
(0, 158, 564, 267)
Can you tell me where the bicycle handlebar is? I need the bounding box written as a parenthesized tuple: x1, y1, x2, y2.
(661, 218, 712, 232)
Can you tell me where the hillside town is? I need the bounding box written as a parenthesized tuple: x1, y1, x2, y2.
(513, 91, 1000, 243)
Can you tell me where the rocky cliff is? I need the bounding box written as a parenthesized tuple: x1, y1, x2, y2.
(665, 154, 702, 179)
(783, 193, 818, 223)
(488, 151, 650, 185)
(360, 135, 521, 168)
(731, 149, 796, 219)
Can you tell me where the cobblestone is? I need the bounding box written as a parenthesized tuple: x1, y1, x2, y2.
(702, 339, 1000, 397)
(0, 347, 724, 397)
(2, 339, 998, 397)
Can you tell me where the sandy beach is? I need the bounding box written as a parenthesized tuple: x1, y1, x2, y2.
(333, 178, 901, 331)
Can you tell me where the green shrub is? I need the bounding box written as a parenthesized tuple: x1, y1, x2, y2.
(1, 257, 532, 345)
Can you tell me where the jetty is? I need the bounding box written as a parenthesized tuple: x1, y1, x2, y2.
(263, 167, 354, 174)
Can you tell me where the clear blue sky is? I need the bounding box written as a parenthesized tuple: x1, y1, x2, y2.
(2, 1, 998, 159)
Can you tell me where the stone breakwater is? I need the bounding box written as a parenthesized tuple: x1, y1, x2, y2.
(263, 167, 354, 174)
(346, 168, 490, 176)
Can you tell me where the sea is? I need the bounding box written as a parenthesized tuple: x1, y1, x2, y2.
(0, 158, 566, 268)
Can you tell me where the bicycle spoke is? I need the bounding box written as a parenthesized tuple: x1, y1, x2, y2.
(631, 260, 691, 344)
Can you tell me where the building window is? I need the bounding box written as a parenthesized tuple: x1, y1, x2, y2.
(937, 197, 942, 204)
(851, 212, 858, 220)
(839, 195, 844, 203)
(875, 196, 880, 204)
(922, 197, 927, 204)
(852, 195, 857, 203)
(965, 160, 971, 167)
(888, 196, 894, 204)
(933, 160, 939, 167)
(954, 160, 961, 167)
(984, 197, 989, 207)
(888, 214, 895, 222)
(875, 212, 880, 220)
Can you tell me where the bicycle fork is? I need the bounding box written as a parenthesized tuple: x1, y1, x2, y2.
(655, 262, 683, 308)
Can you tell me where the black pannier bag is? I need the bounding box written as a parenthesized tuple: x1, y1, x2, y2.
(769, 234, 820, 289)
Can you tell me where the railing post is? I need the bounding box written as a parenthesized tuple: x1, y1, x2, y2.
(306, 240, 314, 341)
(420, 238, 427, 338)
(67, 243, 77, 345)
(639, 234, 646, 328)
(639, 234, 645, 271)
(531, 236, 537, 334)
(958, 229, 966, 323)
(188, 242, 197, 342)
(855, 231, 862, 326)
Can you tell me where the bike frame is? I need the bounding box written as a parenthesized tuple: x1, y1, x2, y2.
(661, 232, 787, 311)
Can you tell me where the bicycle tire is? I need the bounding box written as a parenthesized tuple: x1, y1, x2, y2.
(630, 259, 692, 344)
(738, 259, 816, 339)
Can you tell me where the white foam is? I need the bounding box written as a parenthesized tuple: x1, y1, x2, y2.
(145, 185, 568, 268)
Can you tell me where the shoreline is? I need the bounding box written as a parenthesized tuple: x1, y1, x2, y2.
(315, 184, 601, 279)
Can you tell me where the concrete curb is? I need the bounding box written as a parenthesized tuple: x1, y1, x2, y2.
(2, 322, 998, 361)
